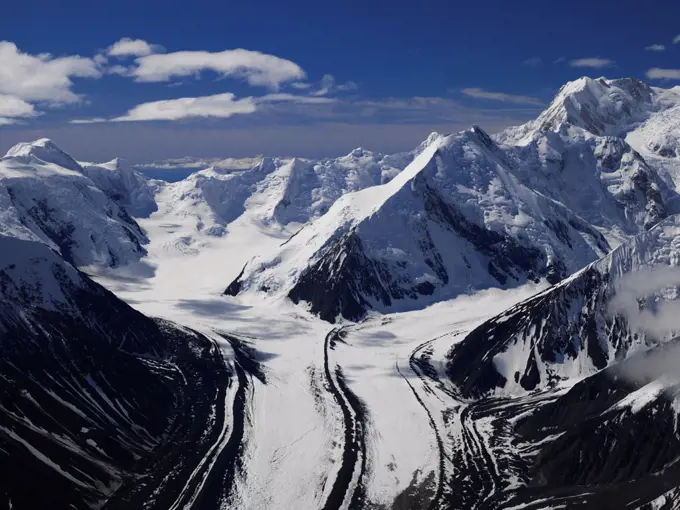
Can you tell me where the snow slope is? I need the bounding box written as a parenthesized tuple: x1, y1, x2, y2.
(497, 77, 680, 143)
(626, 103, 680, 209)
(227, 126, 612, 321)
(496, 77, 678, 245)
(79, 157, 158, 217)
(0, 139, 148, 268)
(447, 213, 680, 398)
(149, 137, 441, 258)
(0, 232, 230, 509)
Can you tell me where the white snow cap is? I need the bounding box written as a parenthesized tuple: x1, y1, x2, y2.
(4, 138, 83, 172)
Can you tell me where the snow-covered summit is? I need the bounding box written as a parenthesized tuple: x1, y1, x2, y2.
(226, 126, 612, 321)
(155, 142, 430, 247)
(0, 141, 149, 268)
(79, 157, 158, 217)
(498, 77, 680, 146)
(5, 138, 83, 173)
(492, 77, 677, 245)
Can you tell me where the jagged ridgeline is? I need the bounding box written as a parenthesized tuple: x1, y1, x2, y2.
(227, 77, 679, 322)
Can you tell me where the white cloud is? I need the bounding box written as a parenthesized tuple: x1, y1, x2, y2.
(112, 92, 257, 121)
(110, 91, 336, 122)
(522, 57, 542, 66)
(107, 65, 132, 76)
(569, 57, 615, 68)
(609, 266, 680, 336)
(460, 87, 543, 105)
(0, 41, 101, 103)
(553, 57, 566, 64)
(68, 117, 108, 124)
(674, 35, 680, 44)
(130, 49, 305, 89)
(256, 93, 336, 104)
(645, 44, 666, 52)
(93, 54, 108, 65)
(107, 38, 163, 57)
(311, 74, 359, 96)
(0, 94, 38, 119)
(646, 68, 680, 80)
(290, 82, 312, 90)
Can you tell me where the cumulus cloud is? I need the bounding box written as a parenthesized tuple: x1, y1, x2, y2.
(311, 74, 359, 96)
(107, 38, 164, 57)
(674, 35, 680, 44)
(645, 44, 666, 52)
(569, 57, 616, 68)
(460, 87, 543, 105)
(646, 68, 680, 80)
(0, 41, 101, 103)
(522, 57, 542, 66)
(0, 94, 38, 120)
(106, 65, 132, 76)
(130, 49, 305, 89)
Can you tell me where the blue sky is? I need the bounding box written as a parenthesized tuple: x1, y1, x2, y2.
(0, 0, 679, 163)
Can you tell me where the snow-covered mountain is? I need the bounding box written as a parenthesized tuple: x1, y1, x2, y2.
(225, 127, 614, 321)
(498, 77, 680, 239)
(0, 139, 149, 268)
(225, 77, 679, 322)
(79, 157, 158, 217)
(440, 215, 680, 508)
(0, 233, 230, 509)
(3, 76, 680, 509)
(497, 77, 679, 242)
(446, 213, 680, 398)
(156, 136, 439, 238)
(497, 77, 680, 143)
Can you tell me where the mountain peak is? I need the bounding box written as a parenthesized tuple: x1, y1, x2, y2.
(4, 138, 82, 172)
(538, 76, 656, 136)
(496, 77, 672, 147)
(6, 138, 64, 157)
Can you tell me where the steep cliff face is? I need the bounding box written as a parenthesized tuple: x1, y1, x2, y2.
(0, 234, 228, 509)
(446, 214, 680, 398)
